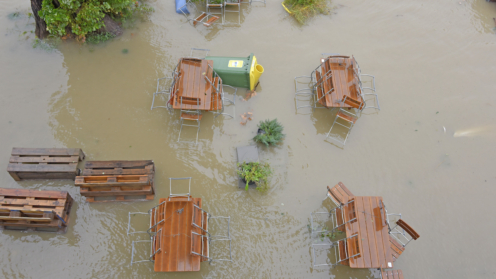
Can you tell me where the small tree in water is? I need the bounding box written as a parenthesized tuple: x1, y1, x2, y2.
(30, 0, 154, 41)
(283, 0, 330, 24)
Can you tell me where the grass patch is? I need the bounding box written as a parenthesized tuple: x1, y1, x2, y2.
(283, 0, 330, 24)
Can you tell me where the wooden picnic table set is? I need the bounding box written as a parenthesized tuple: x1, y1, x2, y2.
(294, 54, 380, 145)
(310, 182, 420, 278)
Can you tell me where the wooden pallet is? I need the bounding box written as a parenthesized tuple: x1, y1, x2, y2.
(77, 160, 155, 202)
(7, 148, 85, 181)
(81, 160, 154, 176)
(75, 175, 155, 202)
(0, 188, 73, 233)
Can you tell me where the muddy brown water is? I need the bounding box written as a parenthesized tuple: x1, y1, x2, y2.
(1, 0, 496, 278)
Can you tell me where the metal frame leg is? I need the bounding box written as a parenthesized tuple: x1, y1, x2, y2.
(214, 84, 236, 119)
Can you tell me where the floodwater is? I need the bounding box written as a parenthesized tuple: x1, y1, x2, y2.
(1, 0, 496, 278)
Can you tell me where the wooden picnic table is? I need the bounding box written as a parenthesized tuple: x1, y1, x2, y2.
(153, 197, 206, 272)
(316, 56, 363, 108)
(344, 196, 394, 269)
(171, 58, 222, 111)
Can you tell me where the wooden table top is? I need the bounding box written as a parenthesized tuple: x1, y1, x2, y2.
(154, 197, 203, 272)
(171, 58, 215, 111)
(319, 57, 363, 108)
(345, 196, 394, 269)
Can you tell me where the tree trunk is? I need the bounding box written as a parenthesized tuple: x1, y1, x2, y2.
(31, 0, 49, 39)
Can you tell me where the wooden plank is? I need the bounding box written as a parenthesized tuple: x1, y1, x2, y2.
(82, 168, 153, 176)
(362, 197, 380, 268)
(75, 175, 150, 187)
(352, 197, 369, 268)
(11, 148, 84, 160)
(0, 198, 66, 207)
(365, 197, 386, 268)
(9, 155, 80, 164)
(7, 163, 77, 173)
(397, 219, 420, 240)
(374, 197, 394, 268)
(80, 185, 153, 197)
(0, 188, 68, 199)
(169, 201, 181, 271)
(153, 199, 165, 271)
(84, 160, 154, 169)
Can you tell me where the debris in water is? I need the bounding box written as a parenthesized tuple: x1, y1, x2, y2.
(443, 126, 446, 134)
(7, 12, 20, 19)
(243, 90, 257, 101)
(281, 203, 284, 206)
(122, 49, 129, 54)
(240, 112, 254, 125)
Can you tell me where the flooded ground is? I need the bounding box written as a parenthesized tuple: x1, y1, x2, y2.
(1, 0, 496, 278)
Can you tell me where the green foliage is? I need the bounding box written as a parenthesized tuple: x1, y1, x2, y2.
(237, 162, 272, 192)
(283, 0, 329, 24)
(38, 0, 153, 40)
(253, 119, 285, 147)
(86, 32, 115, 44)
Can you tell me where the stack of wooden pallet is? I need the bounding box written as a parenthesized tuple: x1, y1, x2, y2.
(7, 148, 85, 181)
(0, 188, 74, 233)
(75, 160, 155, 202)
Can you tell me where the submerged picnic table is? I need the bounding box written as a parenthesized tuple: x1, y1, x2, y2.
(153, 197, 207, 272)
(344, 196, 394, 269)
(315, 56, 363, 109)
(170, 58, 222, 112)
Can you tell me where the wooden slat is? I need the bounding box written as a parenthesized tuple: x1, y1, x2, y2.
(80, 185, 153, 197)
(194, 12, 207, 26)
(363, 197, 379, 268)
(353, 197, 369, 268)
(9, 155, 80, 164)
(75, 175, 150, 187)
(84, 160, 154, 169)
(0, 198, 66, 207)
(7, 164, 77, 173)
(397, 219, 420, 240)
(0, 188, 68, 199)
(375, 197, 394, 268)
(11, 148, 84, 160)
(382, 270, 404, 279)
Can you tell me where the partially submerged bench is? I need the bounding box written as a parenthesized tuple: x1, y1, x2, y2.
(75, 160, 155, 202)
(7, 148, 85, 181)
(0, 188, 73, 233)
(382, 269, 405, 279)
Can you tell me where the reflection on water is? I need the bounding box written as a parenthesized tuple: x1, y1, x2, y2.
(1, 0, 496, 278)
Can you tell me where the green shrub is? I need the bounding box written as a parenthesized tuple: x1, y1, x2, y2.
(253, 119, 285, 147)
(38, 0, 153, 40)
(237, 162, 272, 192)
(283, 0, 330, 24)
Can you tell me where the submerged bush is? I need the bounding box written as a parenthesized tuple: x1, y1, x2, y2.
(283, 0, 330, 24)
(253, 119, 285, 147)
(38, 0, 154, 40)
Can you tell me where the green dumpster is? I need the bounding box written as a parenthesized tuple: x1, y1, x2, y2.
(205, 53, 264, 90)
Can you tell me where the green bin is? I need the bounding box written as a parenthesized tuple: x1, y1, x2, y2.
(205, 53, 264, 90)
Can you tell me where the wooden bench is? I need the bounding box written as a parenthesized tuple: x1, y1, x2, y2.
(0, 188, 73, 233)
(389, 235, 405, 262)
(382, 269, 405, 279)
(181, 113, 203, 121)
(7, 148, 85, 181)
(327, 182, 355, 206)
(77, 160, 155, 202)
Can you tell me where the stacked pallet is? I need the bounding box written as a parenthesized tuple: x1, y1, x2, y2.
(7, 148, 85, 181)
(0, 188, 73, 233)
(75, 160, 155, 202)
